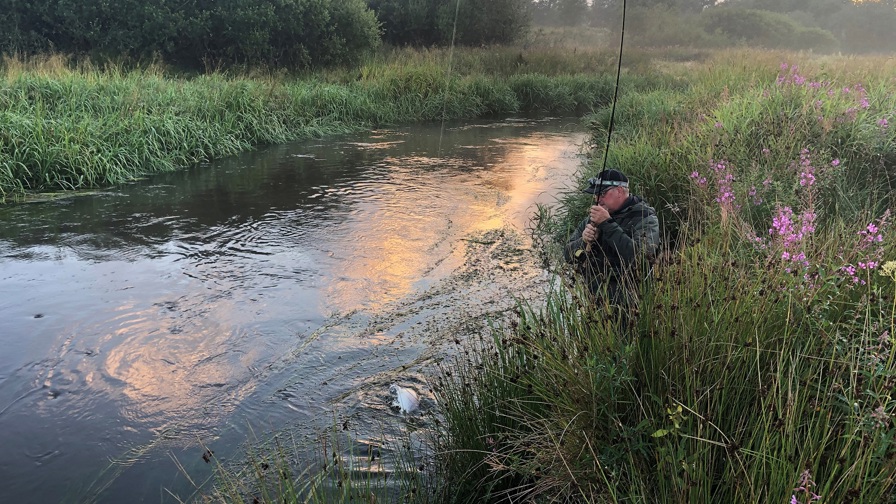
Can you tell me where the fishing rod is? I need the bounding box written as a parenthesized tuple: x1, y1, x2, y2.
(438, 0, 462, 155)
(576, 0, 627, 258)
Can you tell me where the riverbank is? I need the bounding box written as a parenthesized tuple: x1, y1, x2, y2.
(0, 44, 644, 203)
(434, 50, 896, 503)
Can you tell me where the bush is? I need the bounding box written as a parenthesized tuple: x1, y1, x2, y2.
(623, 6, 726, 49)
(791, 26, 838, 53)
(700, 8, 838, 53)
(370, 0, 530, 47)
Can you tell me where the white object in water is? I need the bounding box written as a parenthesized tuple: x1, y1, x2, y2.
(389, 384, 420, 414)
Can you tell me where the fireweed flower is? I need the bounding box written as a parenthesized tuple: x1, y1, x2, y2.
(879, 118, 889, 129)
(710, 159, 735, 206)
(792, 469, 822, 503)
(749, 186, 762, 205)
(797, 149, 816, 187)
(690, 170, 707, 187)
(859, 222, 884, 247)
(769, 207, 815, 271)
(842, 214, 889, 285)
(831, 159, 840, 167)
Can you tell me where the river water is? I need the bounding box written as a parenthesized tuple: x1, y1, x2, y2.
(0, 117, 587, 502)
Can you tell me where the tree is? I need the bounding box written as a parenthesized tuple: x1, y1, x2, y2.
(370, 0, 530, 46)
(438, 0, 531, 45)
(557, 0, 589, 26)
(0, 0, 383, 68)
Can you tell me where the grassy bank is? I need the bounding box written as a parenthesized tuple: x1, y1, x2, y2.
(0, 45, 644, 203)
(435, 50, 896, 503)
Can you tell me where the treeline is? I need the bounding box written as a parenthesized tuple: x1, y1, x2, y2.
(0, 0, 533, 69)
(370, 0, 530, 46)
(537, 0, 896, 53)
(1, 0, 892, 70)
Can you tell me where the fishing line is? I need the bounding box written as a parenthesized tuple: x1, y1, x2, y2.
(579, 0, 627, 256)
(601, 0, 627, 175)
(438, 0, 462, 155)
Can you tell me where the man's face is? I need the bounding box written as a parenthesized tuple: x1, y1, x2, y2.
(594, 186, 626, 213)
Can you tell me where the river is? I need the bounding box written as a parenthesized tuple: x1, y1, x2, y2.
(0, 117, 587, 502)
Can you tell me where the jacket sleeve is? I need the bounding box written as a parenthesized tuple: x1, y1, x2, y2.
(596, 211, 660, 265)
(563, 217, 590, 263)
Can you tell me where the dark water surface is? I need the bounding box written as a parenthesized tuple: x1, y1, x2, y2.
(0, 117, 587, 502)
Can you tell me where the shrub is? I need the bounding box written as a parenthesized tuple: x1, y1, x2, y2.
(0, 0, 382, 70)
(370, 0, 530, 47)
(700, 8, 838, 53)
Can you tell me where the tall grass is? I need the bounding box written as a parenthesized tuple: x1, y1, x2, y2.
(434, 51, 896, 503)
(179, 422, 430, 504)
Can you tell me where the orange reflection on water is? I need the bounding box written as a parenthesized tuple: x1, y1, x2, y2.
(100, 298, 254, 421)
(323, 132, 586, 314)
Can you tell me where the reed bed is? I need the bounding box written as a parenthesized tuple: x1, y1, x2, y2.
(435, 50, 896, 503)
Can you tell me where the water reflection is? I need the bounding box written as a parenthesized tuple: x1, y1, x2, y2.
(0, 117, 587, 503)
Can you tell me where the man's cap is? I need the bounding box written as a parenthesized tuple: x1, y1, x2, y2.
(583, 169, 629, 194)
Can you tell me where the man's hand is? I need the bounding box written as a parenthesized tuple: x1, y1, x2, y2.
(582, 205, 610, 244)
(590, 204, 611, 225)
(582, 222, 597, 243)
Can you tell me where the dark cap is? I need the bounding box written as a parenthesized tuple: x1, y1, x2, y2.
(583, 169, 629, 194)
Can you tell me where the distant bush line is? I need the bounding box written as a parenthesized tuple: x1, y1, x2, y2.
(0, 0, 535, 70)
(0, 0, 383, 69)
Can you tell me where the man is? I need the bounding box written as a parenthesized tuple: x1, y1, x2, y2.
(564, 168, 660, 305)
